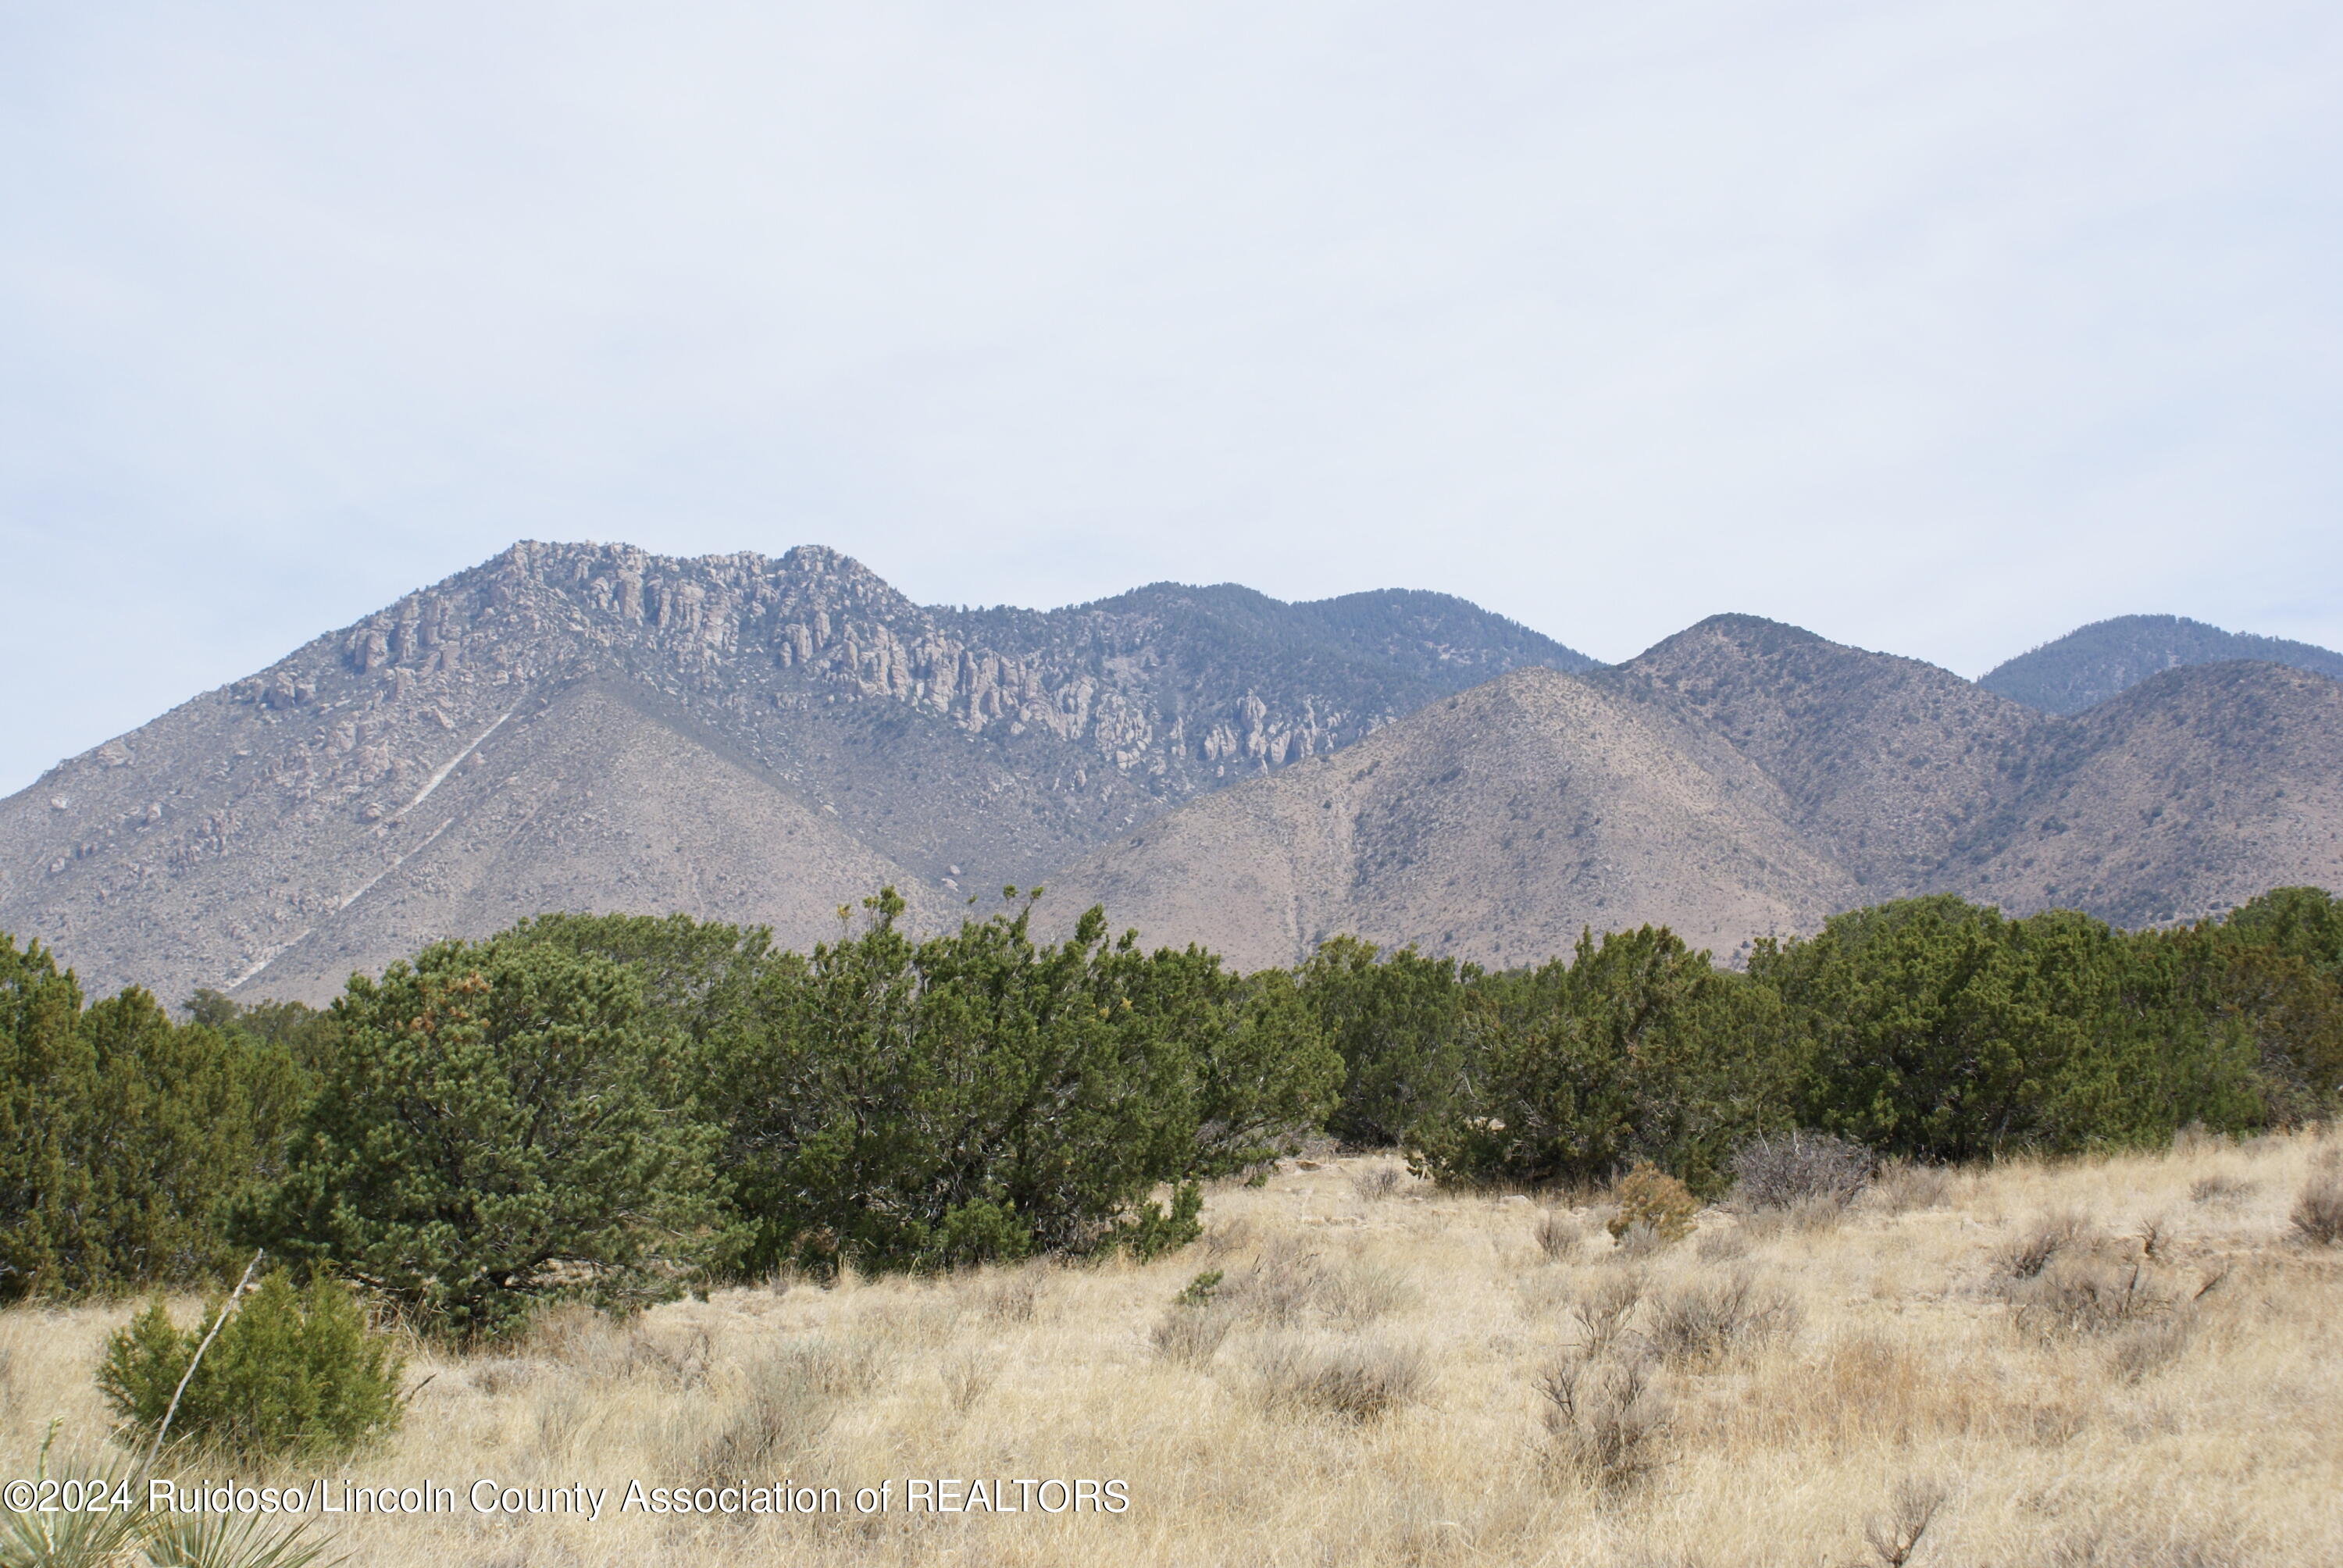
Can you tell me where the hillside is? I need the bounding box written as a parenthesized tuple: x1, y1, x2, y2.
(1049, 624, 2343, 965)
(1957, 661, 2343, 926)
(0, 541, 1585, 1002)
(1043, 665, 1856, 969)
(1981, 614, 2343, 715)
(8, 546, 2343, 1000)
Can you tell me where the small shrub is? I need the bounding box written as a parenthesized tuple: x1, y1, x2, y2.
(1612, 1221, 1670, 1259)
(2108, 1313, 2195, 1384)
(666, 1345, 842, 1485)
(1251, 1335, 1425, 1422)
(1175, 1269, 1226, 1307)
(1324, 1260, 1415, 1329)
(2006, 1259, 2167, 1341)
(2291, 1176, 2343, 1245)
(1221, 1242, 1325, 1326)
(1646, 1270, 1799, 1368)
(1730, 1131, 1872, 1212)
(979, 1268, 1048, 1323)
(1607, 1165, 1696, 1245)
(1695, 1228, 1750, 1263)
(1150, 1304, 1235, 1368)
(1863, 1477, 1948, 1567)
(1572, 1270, 1646, 1356)
(1870, 1160, 1952, 1213)
(1350, 1166, 1404, 1203)
(1538, 1353, 1668, 1493)
(1994, 1212, 2095, 1281)
(941, 1350, 997, 1414)
(2188, 1174, 2255, 1207)
(98, 1274, 405, 1462)
(1534, 1211, 1583, 1263)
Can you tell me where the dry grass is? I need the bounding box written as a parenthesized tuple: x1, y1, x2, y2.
(6, 1130, 2341, 1565)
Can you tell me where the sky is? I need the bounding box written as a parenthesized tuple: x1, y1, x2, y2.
(3, 2, 2338, 795)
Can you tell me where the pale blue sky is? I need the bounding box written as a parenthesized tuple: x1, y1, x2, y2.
(5, 2, 2338, 794)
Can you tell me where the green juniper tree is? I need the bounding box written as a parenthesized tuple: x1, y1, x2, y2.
(709, 889, 1339, 1277)
(239, 937, 719, 1338)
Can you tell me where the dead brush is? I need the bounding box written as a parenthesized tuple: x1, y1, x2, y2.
(1863, 1477, 1949, 1567)
(941, 1349, 998, 1413)
(1646, 1269, 1799, 1369)
(1200, 1216, 1258, 1260)
(2188, 1174, 2256, 1208)
(1571, 1270, 1646, 1356)
(1730, 1131, 1873, 1212)
(2108, 1311, 2196, 1384)
(2290, 1174, 2343, 1245)
(1151, 1303, 1236, 1369)
(979, 1267, 1049, 1324)
(1220, 1240, 1328, 1327)
(1250, 1335, 1426, 1422)
(1350, 1165, 1406, 1203)
(1534, 1210, 1585, 1263)
(1995, 1211, 2097, 1281)
(1537, 1352, 1669, 1494)
(1870, 1160, 1953, 1214)
(2006, 1256, 2168, 1341)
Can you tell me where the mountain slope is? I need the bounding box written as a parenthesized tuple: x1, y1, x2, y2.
(1043, 666, 1857, 971)
(0, 541, 1588, 1001)
(1981, 615, 2343, 715)
(1598, 615, 2042, 895)
(1956, 662, 2343, 925)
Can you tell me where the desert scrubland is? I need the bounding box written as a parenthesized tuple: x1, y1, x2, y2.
(5, 1130, 2340, 1567)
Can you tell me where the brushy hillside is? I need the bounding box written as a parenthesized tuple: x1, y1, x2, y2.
(7, 1131, 2338, 1566)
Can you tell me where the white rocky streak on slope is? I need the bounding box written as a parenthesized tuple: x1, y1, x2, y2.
(400, 708, 515, 817)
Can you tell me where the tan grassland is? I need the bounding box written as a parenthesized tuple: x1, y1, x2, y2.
(5, 1130, 2341, 1566)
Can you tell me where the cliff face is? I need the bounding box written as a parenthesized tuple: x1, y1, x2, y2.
(0, 541, 1587, 1001)
(8, 543, 2339, 1002)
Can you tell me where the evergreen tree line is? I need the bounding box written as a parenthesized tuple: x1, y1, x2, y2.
(3, 884, 2337, 1338)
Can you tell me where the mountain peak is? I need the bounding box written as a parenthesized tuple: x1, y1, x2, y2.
(1981, 614, 2343, 715)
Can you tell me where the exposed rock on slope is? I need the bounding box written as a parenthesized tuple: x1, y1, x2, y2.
(0, 541, 1585, 1002)
(7, 542, 2340, 1000)
(1981, 615, 2343, 715)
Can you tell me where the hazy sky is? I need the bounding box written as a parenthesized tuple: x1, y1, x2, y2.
(5, 2, 2338, 795)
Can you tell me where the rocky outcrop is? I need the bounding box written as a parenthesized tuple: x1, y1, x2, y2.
(0, 541, 1585, 1002)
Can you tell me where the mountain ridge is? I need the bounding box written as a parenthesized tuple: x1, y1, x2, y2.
(5, 542, 2338, 1000)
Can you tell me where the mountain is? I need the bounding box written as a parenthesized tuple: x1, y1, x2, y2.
(1596, 615, 2037, 894)
(1049, 622, 2343, 966)
(1956, 661, 2343, 926)
(8, 544, 2341, 1000)
(1981, 615, 2343, 715)
(1043, 665, 1857, 971)
(0, 542, 1587, 1003)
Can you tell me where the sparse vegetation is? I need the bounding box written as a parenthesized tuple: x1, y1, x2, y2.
(0, 1133, 2334, 1564)
(2292, 1175, 2343, 1245)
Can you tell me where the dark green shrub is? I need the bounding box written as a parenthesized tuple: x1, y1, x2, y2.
(98, 1273, 405, 1460)
(2, 936, 307, 1302)
(237, 937, 719, 1339)
(1296, 937, 1478, 1148)
(1408, 925, 1796, 1194)
(1756, 898, 2269, 1160)
(709, 889, 1339, 1277)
